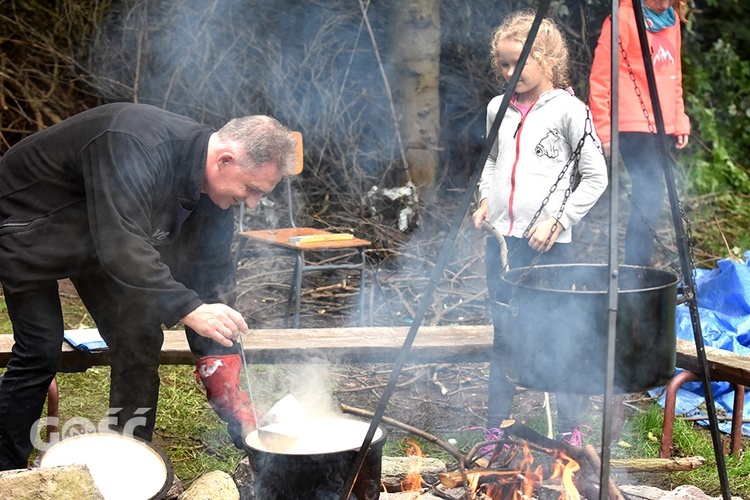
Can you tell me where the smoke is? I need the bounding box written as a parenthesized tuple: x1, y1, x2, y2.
(284, 362, 341, 419)
(87, 0, 400, 183)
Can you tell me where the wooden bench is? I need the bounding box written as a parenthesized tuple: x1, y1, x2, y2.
(0, 325, 495, 369)
(2, 326, 747, 454)
(0, 325, 494, 441)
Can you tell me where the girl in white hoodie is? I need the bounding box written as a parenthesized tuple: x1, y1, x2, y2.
(472, 11, 608, 443)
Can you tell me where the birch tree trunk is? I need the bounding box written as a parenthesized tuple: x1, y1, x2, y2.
(388, 0, 441, 199)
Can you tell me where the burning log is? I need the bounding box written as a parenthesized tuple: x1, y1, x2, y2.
(338, 408, 637, 499)
(499, 420, 626, 500)
(573, 444, 625, 500)
(439, 469, 520, 489)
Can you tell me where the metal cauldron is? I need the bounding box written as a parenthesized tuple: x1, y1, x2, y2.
(498, 264, 679, 394)
(243, 418, 387, 500)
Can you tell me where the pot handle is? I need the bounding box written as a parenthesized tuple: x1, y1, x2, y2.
(492, 297, 519, 316)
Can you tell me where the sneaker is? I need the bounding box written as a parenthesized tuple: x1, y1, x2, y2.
(558, 425, 592, 447)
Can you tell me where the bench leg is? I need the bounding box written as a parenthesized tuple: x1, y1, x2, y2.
(729, 384, 745, 455)
(660, 370, 700, 458)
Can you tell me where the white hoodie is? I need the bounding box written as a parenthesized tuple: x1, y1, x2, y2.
(478, 88, 608, 244)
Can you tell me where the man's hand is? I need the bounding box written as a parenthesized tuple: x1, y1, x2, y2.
(526, 217, 563, 253)
(181, 303, 249, 348)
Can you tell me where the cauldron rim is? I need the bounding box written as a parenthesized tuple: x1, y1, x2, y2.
(501, 263, 680, 294)
(243, 422, 387, 457)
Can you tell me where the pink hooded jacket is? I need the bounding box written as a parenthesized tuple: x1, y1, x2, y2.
(589, 0, 690, 144)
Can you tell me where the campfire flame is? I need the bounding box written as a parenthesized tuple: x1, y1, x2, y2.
(549, 451, 581, 500)
(398, 437, 583, 499)
(472, 443, 582, 500)
(400, 440, 424, 494)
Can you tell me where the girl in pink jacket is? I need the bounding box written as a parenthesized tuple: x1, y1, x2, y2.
(589, 0, 690, 266)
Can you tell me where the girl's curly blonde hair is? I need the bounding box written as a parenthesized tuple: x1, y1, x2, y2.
(490, 10, 569, 89)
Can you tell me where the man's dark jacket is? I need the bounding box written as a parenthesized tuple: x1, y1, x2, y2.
(0, 103, 235, 327)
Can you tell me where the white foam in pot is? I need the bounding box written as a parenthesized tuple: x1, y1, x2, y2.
(246, 417, 383, 455)
(40, 433, 168, 500)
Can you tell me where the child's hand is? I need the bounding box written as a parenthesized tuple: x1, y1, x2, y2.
(472, 200, 489, 229)
(675, 134, 689, 150)
(526, 217, 564, 252)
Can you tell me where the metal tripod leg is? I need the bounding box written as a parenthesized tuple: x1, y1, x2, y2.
(630, 5, 732, 497)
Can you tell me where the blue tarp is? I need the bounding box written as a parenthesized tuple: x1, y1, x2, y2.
(649, 252, 750, 436)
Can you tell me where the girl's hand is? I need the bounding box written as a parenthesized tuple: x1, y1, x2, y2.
(526, 217, 564, 253)
(675, 134, 689, 150)
(472, 199, 490, 229)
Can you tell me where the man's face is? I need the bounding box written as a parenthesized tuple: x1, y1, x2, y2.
(205, 158, 283, 210)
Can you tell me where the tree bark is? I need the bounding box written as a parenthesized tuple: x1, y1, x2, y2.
(388, 0, 441, 198)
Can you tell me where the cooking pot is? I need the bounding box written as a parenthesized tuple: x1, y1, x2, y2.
(39, 433, 173, 500)
(244, 417, 387, 500)
(498, 264, 679, 394)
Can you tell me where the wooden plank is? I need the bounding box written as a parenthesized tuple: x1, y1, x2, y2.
(239, 325, 493, 364)
(0, 325, 494, 368)
(0, 333, 191, 369)
(675, 338, 750, 386)
(3, 329, 748, 387)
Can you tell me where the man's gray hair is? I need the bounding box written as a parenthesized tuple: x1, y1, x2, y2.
(217, 115, 299, 176)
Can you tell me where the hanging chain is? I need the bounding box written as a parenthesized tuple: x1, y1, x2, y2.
(508, 109, 597, 283)
(617, 38, 696, 275)
(619, 39, 656, 134)
(680, 201, 698, 298)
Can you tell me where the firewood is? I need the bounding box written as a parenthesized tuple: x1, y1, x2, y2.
(576, 444, 625, 500)
(340, 403, 468, 468)
(438, 469, 519, 489)
(444, 455, 705, 484)
(498, 419, 560, 453)
(609, 456, 705, 473)
(499, 421, 626, 500)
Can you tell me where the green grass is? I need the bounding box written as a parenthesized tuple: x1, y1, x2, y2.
(627, 403, 750, 498)
(152, 366, 245, 480)
(0, 299, 9, 334)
